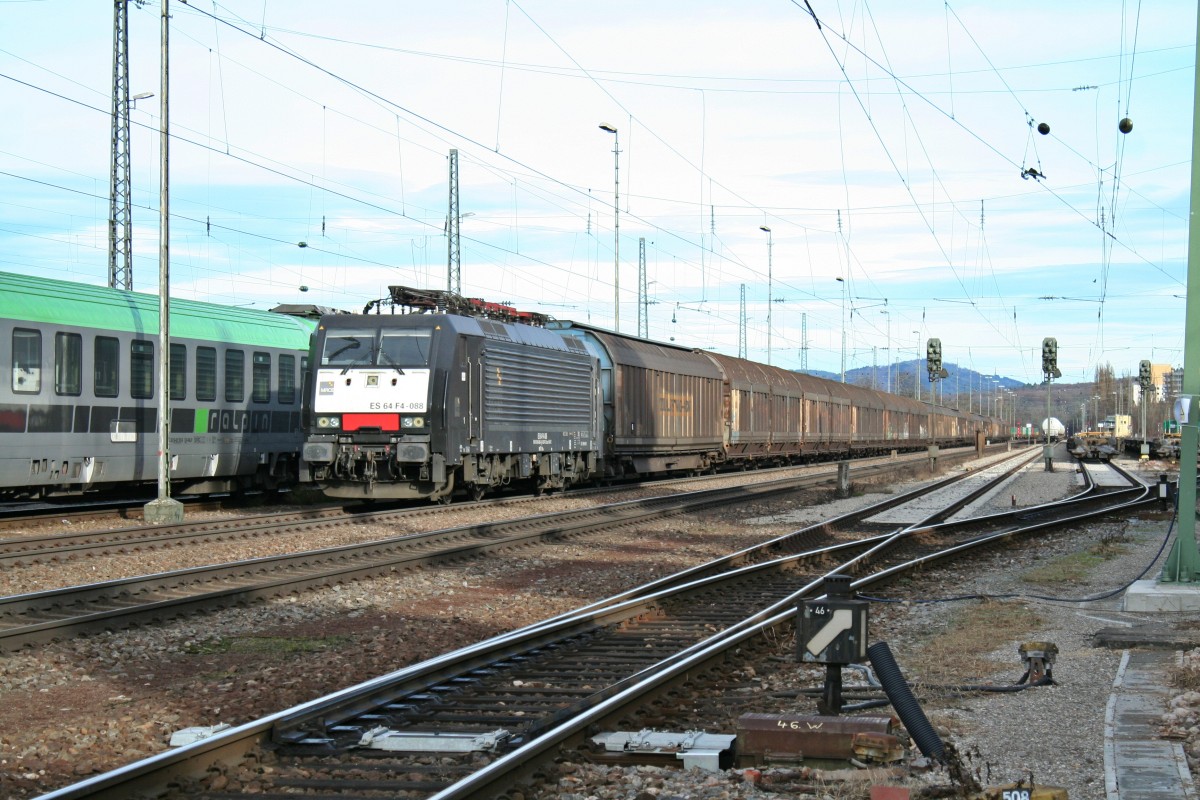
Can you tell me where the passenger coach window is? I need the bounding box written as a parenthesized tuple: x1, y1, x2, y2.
(131, 341, 154, 399)
(12, 328, 41, 394)
(279, 354, 296, 404)
(252, 352, 271, 403)
(196, 346, 216, 402)
(380, 329, 432, 366)
(54, 332, 82, 396)
(95, 336, 119, 397)
(225, 350, 245, 403)
(169, 343, 187, 401)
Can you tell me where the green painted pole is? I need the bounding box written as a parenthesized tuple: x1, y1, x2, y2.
(1161, 3, 1200, 582)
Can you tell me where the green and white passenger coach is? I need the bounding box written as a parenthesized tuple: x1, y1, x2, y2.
(0, 271, 315, 499)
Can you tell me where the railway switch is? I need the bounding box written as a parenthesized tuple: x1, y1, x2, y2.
(1018, 641, 1057, 684)
(589, 730, 735, 771)
(799, 574, 868, 714)
(357, 726, 512, 753)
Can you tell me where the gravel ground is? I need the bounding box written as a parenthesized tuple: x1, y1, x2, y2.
(0, 446, 1192, 800)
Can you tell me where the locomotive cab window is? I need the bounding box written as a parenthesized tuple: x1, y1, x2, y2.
(95, 336, 119, 398)
(321, 330, 372, 367)
(54, 332, 82, 396)
(380, 329, 432, 367)
(169, 344, 187, 402)
(130, 340, 154, 399)
(252, 352, 271, 403)
(12, 328, 41, 394)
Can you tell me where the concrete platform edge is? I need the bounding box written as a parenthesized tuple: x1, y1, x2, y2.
(1104, 649, 1198, 800)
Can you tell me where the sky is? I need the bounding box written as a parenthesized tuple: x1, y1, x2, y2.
(0, 0, 1195, 386)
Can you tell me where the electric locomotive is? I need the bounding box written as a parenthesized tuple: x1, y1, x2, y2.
(302, 288, 599, 500)
(0, 271, 316, 499)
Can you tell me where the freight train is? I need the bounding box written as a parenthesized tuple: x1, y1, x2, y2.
(302, 286, 1005, 501)
(0, 271, 316, 500)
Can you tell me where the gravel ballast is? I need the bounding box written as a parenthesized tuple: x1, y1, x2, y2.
(0, 448, 1194, 800)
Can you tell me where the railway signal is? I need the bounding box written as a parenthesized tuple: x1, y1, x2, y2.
(1041, 337, 1061, 472)
(1139, 359, 1154, 456)
(799, 574, 868, 715)
(926, 338, 949, 382)
(1041, 337, 1061, 380)
(1139, 359, 1153, 388)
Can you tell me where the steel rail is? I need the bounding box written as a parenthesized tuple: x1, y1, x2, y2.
(32, 446, 1078, 800)
(0, 443, 1011, 560)
(422, 467, 1156, 799)
(0, 468, 881, 650)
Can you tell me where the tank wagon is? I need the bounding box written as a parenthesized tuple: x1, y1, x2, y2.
(302, 286, 1004, 501)
(0, 271, 315, 499)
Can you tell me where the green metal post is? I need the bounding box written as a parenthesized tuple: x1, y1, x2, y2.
(1162, 5, 1200, 582)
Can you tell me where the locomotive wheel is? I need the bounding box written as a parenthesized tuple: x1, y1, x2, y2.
(470, 485, 486, 502)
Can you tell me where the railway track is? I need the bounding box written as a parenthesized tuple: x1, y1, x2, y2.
(0, 450, 1026, 652)
(0, 443, 1013, 556)
(0, 493, 290, 532)
(0, 445, 1006, 570)
(33, 453, 1157, 800)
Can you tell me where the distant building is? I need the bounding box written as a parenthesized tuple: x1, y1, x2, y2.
(1166, 366, 1184, 399)
(1151, 363, 1174, 401)
(1100, 414, 1132, 438)
(1136, 363, 1177, 404)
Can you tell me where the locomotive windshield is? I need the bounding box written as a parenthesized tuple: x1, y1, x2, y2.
(321, 330, 372, 367)
(320, 328, 432, 369)
(379, 330, 432, 367)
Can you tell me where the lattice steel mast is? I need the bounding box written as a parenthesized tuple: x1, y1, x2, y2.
(447, 149, 461, 294)
(637, 237, 647, 337)
(109, 0, 136, 290)
(738, 284, 746, 359)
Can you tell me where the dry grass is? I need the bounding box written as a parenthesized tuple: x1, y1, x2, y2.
(1170, 654, 1200, 691)
(908, 599, 1041, 686)
(1021, 530, 1130, 585)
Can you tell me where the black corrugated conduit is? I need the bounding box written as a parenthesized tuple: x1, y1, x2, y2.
(867, 641, 945, 761)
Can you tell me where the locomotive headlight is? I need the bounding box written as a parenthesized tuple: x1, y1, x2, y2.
(401, 416, 425, 428)
(317, 416, 340, 429)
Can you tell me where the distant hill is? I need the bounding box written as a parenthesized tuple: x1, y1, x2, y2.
(792, 360, 1163, 434)
(797, 360, 1021, 396)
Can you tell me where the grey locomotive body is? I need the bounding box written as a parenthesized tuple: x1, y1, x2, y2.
(302, 313, 600, 500)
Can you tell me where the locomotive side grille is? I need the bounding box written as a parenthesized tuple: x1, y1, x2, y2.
(482, 345, 593, 427)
